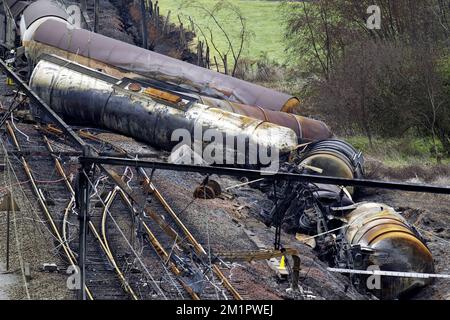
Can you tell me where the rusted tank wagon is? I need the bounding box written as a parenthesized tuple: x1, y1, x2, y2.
(22, 13, 300, 113)
(344, 203, 434, 299)
(30, 55, 299, 160)
(197, 95, 332, 142)
(18, 0, 332, 140)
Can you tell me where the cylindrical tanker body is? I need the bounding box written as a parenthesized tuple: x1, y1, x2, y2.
(344, 203, 434, 299)
(22, 17, 299, 113)
(19, 0, 71, 43)
(197, 95, 332, 142)
(23, 31, 332, 141)
(29, 56, 299, 163)
(17, 1, 332, 141)
(297, 139, 365, 195)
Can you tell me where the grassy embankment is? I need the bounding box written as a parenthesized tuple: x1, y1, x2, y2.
(157, 0, 287, 64)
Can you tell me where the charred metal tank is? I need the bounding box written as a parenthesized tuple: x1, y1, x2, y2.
(17, 0, 332, 140)
(298, 139, 365, 195)
(197, 96, 332, 142)
(29, 55, 299, 161)
(21, 8, 300, 112)
(343, 203, 434, 299)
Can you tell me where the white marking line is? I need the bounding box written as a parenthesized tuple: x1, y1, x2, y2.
(327, 268, 450, 279)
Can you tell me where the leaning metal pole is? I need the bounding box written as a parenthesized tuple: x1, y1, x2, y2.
(76, 147, 92, 301)
(0, 58, 86, 148)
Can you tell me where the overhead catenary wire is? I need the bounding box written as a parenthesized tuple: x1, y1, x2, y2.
(96, 167, 232, 299)
(101, 187, 183, 299)
(70, 131, 238, 297)
(0, 66, 236, 298)
(206, 218, 221, 299)
(82, 170, 169, 299)
(3, 145, 31, 299)
(119, 183, 209, 299)
(10, 113, 30, 142)
(29, 123, 222, 300)
(2, 125, 94, 300)
(0, 137, 69, 250)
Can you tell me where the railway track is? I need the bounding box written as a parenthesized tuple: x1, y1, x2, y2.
(3, 122, 144, 300)
(1, 115, 244, 300)
(3, 121, 95, 299)
(42, 125, 244, 300)
(0, 69, 252, 299)
(79, 129, 244, 299)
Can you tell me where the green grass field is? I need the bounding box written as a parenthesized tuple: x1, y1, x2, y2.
(157, 0, 287, 65)
(345, 135, 450, 167)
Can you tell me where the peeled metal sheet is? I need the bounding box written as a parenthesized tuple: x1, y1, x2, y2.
(28, 19, 300, 112)
(21, 0, 68, 28)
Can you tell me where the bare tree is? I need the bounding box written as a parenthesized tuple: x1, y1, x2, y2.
(181, 0, 252, 76)
(284, 0, 450, 156)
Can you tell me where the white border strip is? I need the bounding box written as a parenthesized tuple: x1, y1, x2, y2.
(328, 268, 450, 279)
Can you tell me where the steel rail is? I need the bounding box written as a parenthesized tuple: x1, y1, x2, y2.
(45, 129, 184, 249)
(0, 58, 86, 148)
(118, 189, 181, 272)
(5, 122, 94, 300)
(75, 130, 208, 255)
(99, 190, 139, 300)
(0, 72, 240, 298)
(76, 130, 242, 299)
(44, 135, 139, 300)
(139, 170, 243, 299)
(74, 134, 195, 298)
(138, 170, 207, 256)
(66, 130, 203, 299)
(43, 134, 82, 268)
(104, 167, 185, 246)
(62, 198, 77, 260)
(117, 189, 201, 300)
(39, 126, 243, 299)
(80, 157, 450, 195)
(211, 265, 243, 300)
(103, 164, 243, 300)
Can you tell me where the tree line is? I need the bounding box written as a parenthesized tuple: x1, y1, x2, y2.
(283, 0, 449, 158)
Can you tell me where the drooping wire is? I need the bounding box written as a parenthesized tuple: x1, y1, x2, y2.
(83, 170, 173, 300)
(4, 148, 31, 299)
